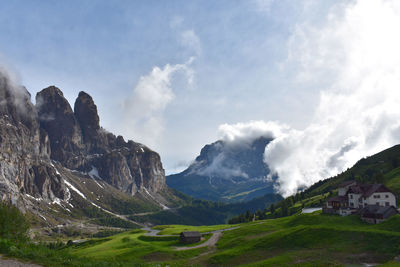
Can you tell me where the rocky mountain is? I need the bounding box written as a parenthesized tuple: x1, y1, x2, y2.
(0, 70, 178, 232)
(167, 137, 278, 202)
(35, 86, 165, 195)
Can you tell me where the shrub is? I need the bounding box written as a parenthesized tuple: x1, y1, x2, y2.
(0, 202, 29, 243)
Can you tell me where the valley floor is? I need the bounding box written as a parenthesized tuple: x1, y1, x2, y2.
(67, 211, 400, 266)
(4, 211, 400, 266)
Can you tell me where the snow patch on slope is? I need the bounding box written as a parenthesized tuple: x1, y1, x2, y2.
(64, 180, 87, 199)
(143, 188, 169, 210)
(88, 166, 104, 189)
(25, 194, 43, 202)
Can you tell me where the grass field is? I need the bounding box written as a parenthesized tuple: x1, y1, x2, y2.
(153, 224, 232, 235)
(3, 209, 400, 266)
(55, 212, 400, 266)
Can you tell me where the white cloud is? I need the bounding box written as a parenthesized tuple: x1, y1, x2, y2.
(0, 63, 33, 117)
(122, 58, 194, 148)
(193, 151, 250, 179)
(169, 16, 202, 57)
(264, 0, 400, 197)
(218, 120, 288, 146)
(186, 120, 288, 180)
(180, 30, 202, 56)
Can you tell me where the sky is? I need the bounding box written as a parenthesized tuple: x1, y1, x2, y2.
(2, 0, 400, 196)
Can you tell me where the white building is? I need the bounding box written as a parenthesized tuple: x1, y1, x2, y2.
(347, 184, 396, 209)
(324, 181, 397, 220)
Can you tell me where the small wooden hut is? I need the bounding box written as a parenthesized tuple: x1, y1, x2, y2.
(180, 231, 201, 244)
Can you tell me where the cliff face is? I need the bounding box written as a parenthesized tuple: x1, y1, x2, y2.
(36, 86, 85, 169)
(0, 72, 165, 211)
(35, 86, 165, 195)
(0, 74, 69, 207)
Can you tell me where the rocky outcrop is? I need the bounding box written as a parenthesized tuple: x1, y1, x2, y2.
(0, 66, 166, 211)
(0, 74, 68, 206)
(74, 91, 100, 146)
(36, 86, 84, 169)
(35, 86, 165, 195)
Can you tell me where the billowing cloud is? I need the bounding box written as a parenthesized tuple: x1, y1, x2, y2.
(193, 151, 250, 180)
(218, 120, 288, 146)
(188, 121, 289, 180)
(0, 64, 33, 117)
(122, 58, 194, 147)
(264, 0, 400, 197)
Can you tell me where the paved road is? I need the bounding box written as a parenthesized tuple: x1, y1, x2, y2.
(141, 227, 161, 236)
(141, 227, 178, 237)
(0, 255, 42, 267)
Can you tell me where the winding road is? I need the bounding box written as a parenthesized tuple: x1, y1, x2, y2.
(141, 226, 240, 251)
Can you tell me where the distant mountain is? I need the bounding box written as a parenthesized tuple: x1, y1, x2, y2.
(167, 137, 279, 202)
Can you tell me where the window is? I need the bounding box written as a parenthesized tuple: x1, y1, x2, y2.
(386, 195, 389, 198)
(350, 195, 353, 199)
(386, 202, 390, 206)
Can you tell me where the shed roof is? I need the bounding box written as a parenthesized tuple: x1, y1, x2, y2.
(359, 205, 398, 219)
(180, 231, 201, 238)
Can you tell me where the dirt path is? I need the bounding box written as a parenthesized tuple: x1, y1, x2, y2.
(0, 255, 42, 267)
(140, 225, 241, 251)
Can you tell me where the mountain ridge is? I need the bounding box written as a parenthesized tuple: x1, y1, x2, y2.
(0, 71, 177, 231)
(167, 136, 278, 202)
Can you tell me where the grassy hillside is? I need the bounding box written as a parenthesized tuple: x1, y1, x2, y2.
(4, 211, 400, 266)
(304, 144, 400, 199)
(230, 144, 400, 223)
(69, 212, 400, 266)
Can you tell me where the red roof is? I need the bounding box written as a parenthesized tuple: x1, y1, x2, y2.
(347, 184, 393, 198)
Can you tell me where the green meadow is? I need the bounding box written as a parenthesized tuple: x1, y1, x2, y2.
(4, 209, 400, 266)
(57, 212, 400, 265)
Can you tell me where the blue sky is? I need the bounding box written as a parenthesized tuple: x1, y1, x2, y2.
(5, 0, 400, 196)
(2, 0, 331, 171)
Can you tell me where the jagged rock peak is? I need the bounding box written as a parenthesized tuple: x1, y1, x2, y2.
(37, 85, 64, 98)
(74, 91, 100, 142)
(0, 77, 67, 206)
(36, 86, 84, 168)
